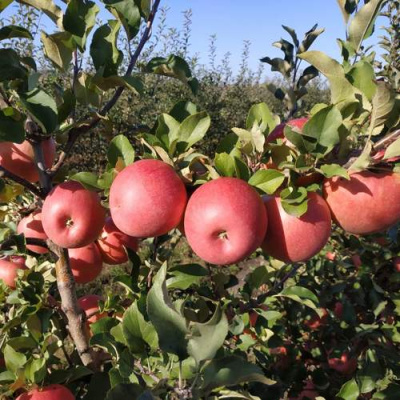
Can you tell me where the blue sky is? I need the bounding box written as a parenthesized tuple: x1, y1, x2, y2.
(1, 0, 388, 77)
(160, 0, 387, 75)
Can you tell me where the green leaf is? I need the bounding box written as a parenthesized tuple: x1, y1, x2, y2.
(282, 25, 299, 48)
(25, 358, 46, 383)
(384, 138, 400, 160)
(298, 51, 359, 104)
(349, 141, 372, 172)
(18, 0, 63, 28)
(299, 24, 325, 53)
(348, 0, 385, 52)
(90, 20, 123, 78)
(337, 378, 360, 400)
(154, 113, 179, 152)
(4, 344, 27, 373)
(280, 187, 309, 217)
(202, 356, 276, 391)
(176, 112, 211, 152)
(369, 81, 396, 135)
(232, 127, 265, 154)
(147, 263, 189, 359)
(188, 305, 228, 365)
(105, 383, 144, 400)
(63, 0, 99, 50)
(57, 88, 76, 124)
(302, 105, 343, 154)
(0, 0, 13, 12)
(103, 0, 141, 40)
(122, 301, 158, 354)
(94, 75, 143, 95)
(320, 164, 350, 179)
(70, 172, 101, 191)
(41, 31, 74, 71)
(144, 55, 198, 94)
(0, 108, 25, 143)
(279, 285, 319, 304)
(248, 169, 285, 195)
(215, 153, 236, 177)
(0, 49, 28, 82)
(0, 25, 32, 40)
(346, 60, 376, 101)
(107, 134, 135, 168)
(74, 72, 101, 107)
(167, 264, 208, 290)
(336, 0, 352, 24)
(273, 38, 294, 63)
(246, 103, 276, 135)
(297, 65, 319, 87)
(19, 89, 58, 134)
(170, 100, 198, 123)
(91, 317, 119, 336)
(260, 57, 291, 78)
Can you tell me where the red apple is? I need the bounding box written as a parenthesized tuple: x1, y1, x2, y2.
(184, 177, 268, 265)
(393, 257, 400, 272)
(6, 255, 26, 265)
(333, 302, 344, 319)
(42, 181, 106, 248)
(323, 171, 400, 235)
(78, 294, 106, 324)
(270, 346, 287, 356)
(262, 192, 331, 263)
(0, 258, 26, 288)
(110, 159, 187, 238)
(249, 311, 258, 327)
(68, 243, 103, 284)
(325, 251, 336, 261)
(266, 117, 308, 144)
(0, 138, 56, 183)
(304, 308, 328, 330)
(0, 356, 4, 369)
(16, 384, 75, 400)
(96, 217, 139, 265)
(351, 254, 362, 268)
(328, 352, 357, 375)
(17, 210, 48, 254)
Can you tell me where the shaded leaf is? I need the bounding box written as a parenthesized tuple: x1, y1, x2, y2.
(41, 31, 74, 71)
(188, 305, 228, 365)
(215, 152, 236, 177)
(18, 0, 63, 28)
(246, 103, 276, 135)
(19, 89, 58, 134)
(337, 379, 360, 400)
(0, 108, 25, 143)
(107, 134, 135, 168)
(147, 263, 189, 359)
(0, 25, 32, 40)
(0, 49, 28, 82)
(167, 264, 208, 290)
(202, 356, 275, 391)
(320, 164, 350, 179)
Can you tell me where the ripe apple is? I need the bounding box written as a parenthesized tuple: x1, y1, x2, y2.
(42, 181, 106, 248)
(17, 210, 48, 254)
(351, 254, 362, 268)
(68, 243, 103, 284)
(184, 177, 268, 265)
(110, 159, 187, 238)
(304, 308, 328, 330)
(6, 255, 26, 265)
(325, 251, 336, 261)
(0, 138, 56, 183)
(323, 171, 400, 235)
(0, 258, 26, 288)
(333, 302, 344, 319)
(96, 217, 139, 265)
(328, 352, 357, 375)
(16, 384, 75, 400)
(262, 192, 331, 263)
(78, 294, 106, 324)
(266, 117, 308, 144)
(393, 257, 400, 272)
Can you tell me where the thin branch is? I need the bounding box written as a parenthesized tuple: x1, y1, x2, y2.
(0, 165, 44, 199)
(373, 128, 400, 151)
(50, 0, 161, 176)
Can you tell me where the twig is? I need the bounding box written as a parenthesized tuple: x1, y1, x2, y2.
(373, 129, 400, 151)
(50, 0, 161, 176)
(0, 166, 44, 199)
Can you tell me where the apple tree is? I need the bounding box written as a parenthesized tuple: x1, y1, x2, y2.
(1, 0, 400, 399)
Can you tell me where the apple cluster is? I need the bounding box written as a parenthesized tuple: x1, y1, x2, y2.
(2, 139, 400, 292)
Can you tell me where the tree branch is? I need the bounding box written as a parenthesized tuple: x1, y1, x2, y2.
(50, 0, 161, 176)
(0, 165, 45, 199)
(49, 244, 100, 370)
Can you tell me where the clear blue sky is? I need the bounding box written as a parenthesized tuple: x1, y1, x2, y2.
(1, 0, 388, 77)
(160, 0, 387, 75)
